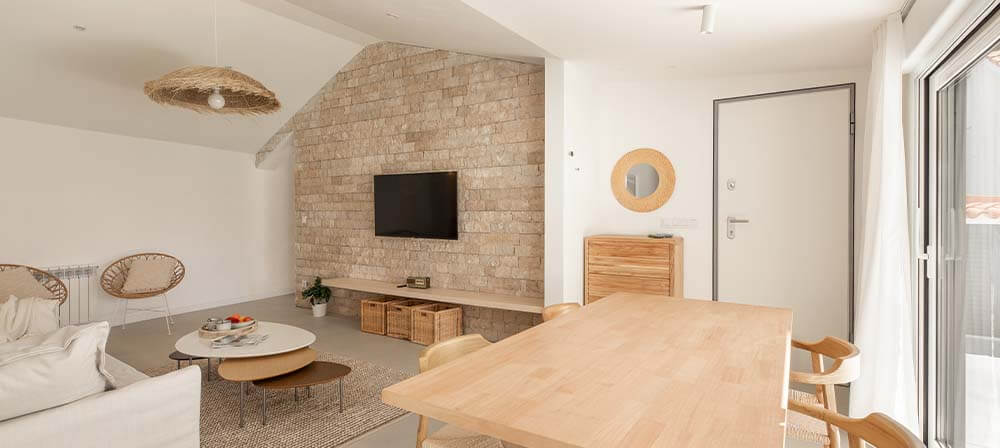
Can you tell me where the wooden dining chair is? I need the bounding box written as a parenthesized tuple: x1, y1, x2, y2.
(788, 401, 924, 448)
(417, 334, 506, 448)
(541, 303, 581, 322)
(787, 336, 861, 448)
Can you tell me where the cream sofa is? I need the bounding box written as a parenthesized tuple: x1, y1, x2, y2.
(0, 355, 201, 448)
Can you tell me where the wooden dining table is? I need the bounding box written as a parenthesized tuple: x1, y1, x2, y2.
(382, 292, 793, 447)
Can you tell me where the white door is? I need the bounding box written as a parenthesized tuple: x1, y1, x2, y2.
(715, 86, 853, 373)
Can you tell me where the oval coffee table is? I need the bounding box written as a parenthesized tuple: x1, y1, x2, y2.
(253, 361, 352, 426)
(174, 321, 317, 427)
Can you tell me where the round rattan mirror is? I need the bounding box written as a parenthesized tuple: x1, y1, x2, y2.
(611, 148, 676, 212)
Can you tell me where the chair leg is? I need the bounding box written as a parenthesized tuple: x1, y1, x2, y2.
(161, 294, 173, 335)
(121, 299, 128, 330)
(163, 293, 175, 324)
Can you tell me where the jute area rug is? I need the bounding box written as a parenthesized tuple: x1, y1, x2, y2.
(144, 351, 413, 448)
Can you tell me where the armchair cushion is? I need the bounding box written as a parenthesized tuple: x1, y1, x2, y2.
(121, 258, 175, 294)
(0, 267, 55, 303)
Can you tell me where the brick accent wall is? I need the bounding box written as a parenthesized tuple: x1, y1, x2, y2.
(290, 42, 545, 341)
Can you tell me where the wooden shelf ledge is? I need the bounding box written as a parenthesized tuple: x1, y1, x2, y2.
(322, 278, 543, 314)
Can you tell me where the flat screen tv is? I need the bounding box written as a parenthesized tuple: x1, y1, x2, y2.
(374, 171, 458, 240)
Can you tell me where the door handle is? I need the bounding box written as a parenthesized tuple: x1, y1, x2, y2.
(726, 216, 750, 239)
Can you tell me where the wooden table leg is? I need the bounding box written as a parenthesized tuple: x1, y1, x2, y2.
(339, 377, 344, 413)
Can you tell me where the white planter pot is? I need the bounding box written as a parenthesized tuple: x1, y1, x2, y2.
(312, 303, 328, 317)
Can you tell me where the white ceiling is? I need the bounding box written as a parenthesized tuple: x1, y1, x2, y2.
(460, 0, 905, 75)
(0, 0, 363, 153)
(284, 0, 550, 62)
(2, 0, 908, 153)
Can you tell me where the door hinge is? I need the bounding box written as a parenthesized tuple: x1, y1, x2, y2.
(849, 112, 856, 136)
(917, 245, 936, 279)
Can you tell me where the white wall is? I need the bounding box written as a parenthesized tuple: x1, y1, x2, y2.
(558, 65, 869, 302)
(0, 117, 295, 324)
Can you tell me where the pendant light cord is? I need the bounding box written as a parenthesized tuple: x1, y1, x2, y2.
(213, 0, 219, 67)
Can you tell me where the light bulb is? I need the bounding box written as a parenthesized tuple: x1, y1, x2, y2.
(208, 88, 225, 110)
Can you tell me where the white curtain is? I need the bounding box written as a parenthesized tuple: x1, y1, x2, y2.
(850, 12, 920, 433)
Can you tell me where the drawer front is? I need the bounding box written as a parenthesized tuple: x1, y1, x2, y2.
(587, 255, 671, 278)
(586, 273, 670, 304)
(586, 239, 674, 259)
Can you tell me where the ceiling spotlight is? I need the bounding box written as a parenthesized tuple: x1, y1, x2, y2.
(700, 5, 716, 35)
(73, 25, 87, 31)
(385, 12, 400, 19)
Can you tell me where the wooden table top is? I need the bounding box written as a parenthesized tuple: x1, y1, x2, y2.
(382, 293, 793, 448)
(218, 347, 317, 382)
(253, 361, 352, 389)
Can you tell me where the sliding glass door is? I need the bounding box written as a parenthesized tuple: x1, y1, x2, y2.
(927, 14, 1000, 448)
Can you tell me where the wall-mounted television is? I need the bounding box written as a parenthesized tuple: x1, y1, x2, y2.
(374, 171, 458, 240)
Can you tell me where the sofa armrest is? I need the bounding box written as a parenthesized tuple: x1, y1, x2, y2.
(0, 365, 201, 448)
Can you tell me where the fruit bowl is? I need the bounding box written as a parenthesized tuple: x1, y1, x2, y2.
(231, 319, 255, 329)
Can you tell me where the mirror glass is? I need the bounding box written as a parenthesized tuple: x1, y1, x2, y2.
(624, 163, 659, 198)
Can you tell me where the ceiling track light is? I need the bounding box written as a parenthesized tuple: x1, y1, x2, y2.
(700, 4, 716, 35)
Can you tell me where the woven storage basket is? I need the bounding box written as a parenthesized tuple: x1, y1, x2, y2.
(386, 300, 432, 340)
(410, 303, 463, 345)
(360, 296, 398, 335)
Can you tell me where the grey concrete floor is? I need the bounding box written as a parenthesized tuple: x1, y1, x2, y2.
(106, 294, 436, 448)
(107, 294, 825, 448)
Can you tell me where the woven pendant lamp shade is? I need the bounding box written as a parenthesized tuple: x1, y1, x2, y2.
(144, 65, 280, 115)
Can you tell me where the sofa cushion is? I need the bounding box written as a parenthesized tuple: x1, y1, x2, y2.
(121, 258, 175, 294)
(0, 322, 114, 421)
(104, 354, 148, 389)
(0, 268, 55, 304)
(0, 295, 60, 343)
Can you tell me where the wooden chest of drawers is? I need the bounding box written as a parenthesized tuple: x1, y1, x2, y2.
(584, 235, 683, 304)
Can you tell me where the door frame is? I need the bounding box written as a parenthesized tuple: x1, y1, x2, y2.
(712, 83, 857, 342)
(918, 5, 1000, 446)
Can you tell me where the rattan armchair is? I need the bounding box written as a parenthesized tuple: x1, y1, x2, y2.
(0, 264, 68, 305)
(101, 253, 184, 334)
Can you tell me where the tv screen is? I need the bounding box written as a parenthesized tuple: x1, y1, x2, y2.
(374, 171, 458, 240)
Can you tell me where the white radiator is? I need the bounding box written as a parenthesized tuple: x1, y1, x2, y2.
(45, 264, 100, 326)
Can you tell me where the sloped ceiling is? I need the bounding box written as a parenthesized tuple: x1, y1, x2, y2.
(3, 0, 907, 153)
(0, 0, 365, 153)
(283, 0, 549, 63)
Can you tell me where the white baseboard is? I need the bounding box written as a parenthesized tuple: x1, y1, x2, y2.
(95, 291, 294, 326)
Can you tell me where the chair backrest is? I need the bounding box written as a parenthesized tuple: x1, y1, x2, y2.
(791, 336, 861, 385)
(415, 334, 492, 447)
(0, 264, 68, 305)
(418, 334, 492, 373)
(541, 303, 581, 322)
(789, 336, 861, 447)
(788, 401, 924, 448)
(100, 253, 185, 299)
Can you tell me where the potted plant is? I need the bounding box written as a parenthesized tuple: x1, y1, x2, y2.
(303, 277, 331, 317)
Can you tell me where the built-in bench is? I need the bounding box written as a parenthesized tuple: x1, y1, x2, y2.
(321, 278, 544, 313)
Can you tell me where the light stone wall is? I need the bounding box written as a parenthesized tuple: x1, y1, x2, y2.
(289, 42, 545, 340)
